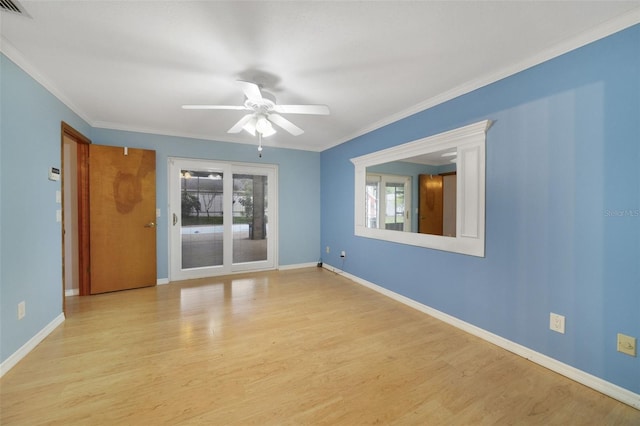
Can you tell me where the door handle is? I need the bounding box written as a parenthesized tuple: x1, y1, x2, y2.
(172, 213, 178, 226)
(145, 222, 156, 228)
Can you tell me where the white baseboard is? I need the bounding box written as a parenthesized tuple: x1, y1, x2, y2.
(0, 313, 65, 378)
(322, 263, 344, 274)
(324, 263, 640, 410)
(278, 262, 319, 270)
(157, 278, 169, 285)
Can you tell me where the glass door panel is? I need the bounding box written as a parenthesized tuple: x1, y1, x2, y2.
(232, 173, 268, 264)
(180, 169, 224, 269)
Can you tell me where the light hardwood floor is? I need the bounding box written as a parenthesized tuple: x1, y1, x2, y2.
(1, 268, 638, 425)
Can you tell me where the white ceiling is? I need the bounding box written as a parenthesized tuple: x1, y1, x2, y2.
(2, 1, 639, 152)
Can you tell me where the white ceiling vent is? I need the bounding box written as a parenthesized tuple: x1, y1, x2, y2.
(0, 0, 30, 17)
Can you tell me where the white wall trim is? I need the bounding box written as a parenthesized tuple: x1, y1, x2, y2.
(157, 278, 170, 285)
(0, 313, 65, 378)
(278, 262, 319, 271)
(324, 263, 640, 410)
(64, 289, 79, 297)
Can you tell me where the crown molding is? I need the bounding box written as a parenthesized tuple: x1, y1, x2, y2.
(2, 6, 638, 153)
(91, 121, 324, 153)
(0, 36, 93, 126)
(323, 8, 640, 151)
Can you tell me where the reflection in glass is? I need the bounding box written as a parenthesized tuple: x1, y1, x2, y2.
(365, 177, 379, 228)
(418, 172, 456, 236)
(385, 182, 406, 231)
(366, 173, 411, 231)
(365, 149, 456, 235)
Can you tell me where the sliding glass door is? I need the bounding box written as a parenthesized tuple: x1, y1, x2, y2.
(169, 158, 277, 280)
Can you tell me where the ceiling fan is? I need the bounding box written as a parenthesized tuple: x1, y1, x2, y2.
(182, 80, 330, 137)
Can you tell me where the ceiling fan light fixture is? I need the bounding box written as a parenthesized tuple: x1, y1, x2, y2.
(260, 125, 276, 138)
(243, 117, 257, 136)
(255, 115, 274, 135)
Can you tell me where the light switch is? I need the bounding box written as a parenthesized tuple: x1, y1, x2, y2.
(156, 208, 161, 218)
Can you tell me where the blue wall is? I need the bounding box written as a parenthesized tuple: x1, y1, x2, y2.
(0, 53, 320, 365)
(1, 55, 91, 362)
(321, 25, 639, 393)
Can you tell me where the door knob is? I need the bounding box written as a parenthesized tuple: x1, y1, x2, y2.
(145, 222, 156, 228)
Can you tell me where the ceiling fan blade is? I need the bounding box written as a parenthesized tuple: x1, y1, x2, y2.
(273, 104, 330, 115)
(182, 105, 247, 110)
(269, 113, 304, 136)
(228, 114, 255, 133)
(237, 80, 263, 102)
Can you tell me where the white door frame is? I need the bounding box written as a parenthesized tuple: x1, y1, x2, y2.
(168, 157, 278, 281)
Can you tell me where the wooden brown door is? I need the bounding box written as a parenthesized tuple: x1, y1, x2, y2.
(418, 174, 443, 235)
(89, 145, 156, 294)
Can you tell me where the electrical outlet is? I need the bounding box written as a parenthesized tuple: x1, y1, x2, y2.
(549, 312, 565, 334)
(18, 301, 25, 320)
(617, 333, 637, 357)
(340, 250, 346, 258)
(326, 246, 330, 254)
